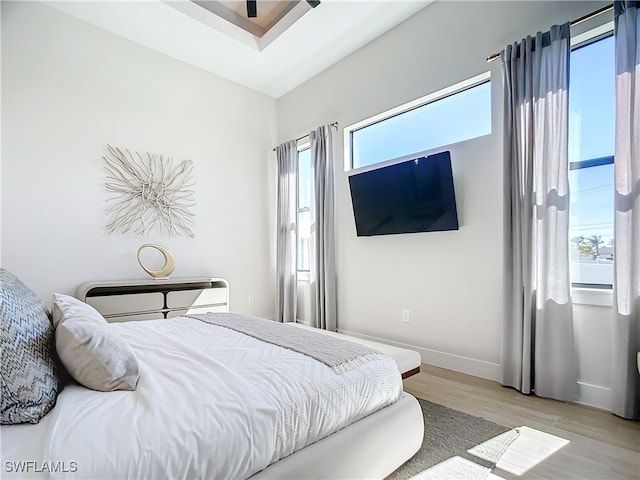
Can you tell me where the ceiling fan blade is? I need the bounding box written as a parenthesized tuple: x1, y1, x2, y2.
(246, 0, 257, 18)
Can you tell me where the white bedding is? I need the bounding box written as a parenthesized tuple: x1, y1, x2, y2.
(1, 316, 403, 479)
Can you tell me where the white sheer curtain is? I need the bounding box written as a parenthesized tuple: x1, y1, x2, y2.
(309, 125, 337, 331)
(501, 23, 578, 401)
(275, 140, 298, 323)
(611, 0, 640, 420)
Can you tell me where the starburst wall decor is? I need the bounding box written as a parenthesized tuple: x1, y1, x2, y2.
(104, 144, 195, 237)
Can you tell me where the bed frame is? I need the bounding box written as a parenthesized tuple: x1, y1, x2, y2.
(67, 277, 425, 478)
(254, 393, 423, 479)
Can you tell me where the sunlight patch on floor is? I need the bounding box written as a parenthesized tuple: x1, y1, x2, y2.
(495, 426, 570, 476)
(408, 426, 569, 480)
(468, 429, 521, 464)
(409, 429, 518, 480)
(409, 455, 491, 480)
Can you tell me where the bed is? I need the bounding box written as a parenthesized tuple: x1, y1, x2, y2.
(1, 271, 424, 479)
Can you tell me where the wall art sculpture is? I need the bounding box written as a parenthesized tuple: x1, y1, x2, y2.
(104, 145, 195, 237)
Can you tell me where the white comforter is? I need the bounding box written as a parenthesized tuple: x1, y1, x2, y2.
(1, 317, 403, 479)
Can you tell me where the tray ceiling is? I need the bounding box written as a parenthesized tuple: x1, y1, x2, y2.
(44, 0, 433, 98)
(198, 1, 298, 34)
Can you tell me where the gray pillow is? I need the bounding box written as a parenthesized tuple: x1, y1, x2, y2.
(52, 294, 140, 392)
(1, 269, 60, 424)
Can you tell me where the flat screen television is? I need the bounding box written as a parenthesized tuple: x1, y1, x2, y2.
(348, 151, 459, 236)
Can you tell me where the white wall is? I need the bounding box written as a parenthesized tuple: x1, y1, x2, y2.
(1, 2, 277, 317)
(574, 302, 614, 409)
(2, 1, 615, 410)
(277, 0, 613, 407)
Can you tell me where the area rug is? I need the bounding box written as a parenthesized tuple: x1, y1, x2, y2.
(387, 398, 520, 480)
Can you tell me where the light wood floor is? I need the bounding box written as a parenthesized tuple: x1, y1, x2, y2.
(403, 364, 640, 480)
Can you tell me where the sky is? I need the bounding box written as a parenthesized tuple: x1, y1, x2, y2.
(568, 34, 615, 246)
(351, 82, 491, 169)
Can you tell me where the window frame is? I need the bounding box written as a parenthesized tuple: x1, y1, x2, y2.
(343, 71, 491, 171)
(568, 28, 615, 292)
(297, 144, 312, 275)
(569, 155, 615, 290)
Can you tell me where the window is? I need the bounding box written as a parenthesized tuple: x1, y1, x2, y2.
(297, 148, 311, 272)
(568, 34, 615, 288)
(347, 74, 492, 170)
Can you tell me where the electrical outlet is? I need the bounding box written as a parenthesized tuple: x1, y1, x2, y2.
(248, 295, 255, 305)
(401, 309, 410, 323)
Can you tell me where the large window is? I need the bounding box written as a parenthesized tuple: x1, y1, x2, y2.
(568, 34, 615, 288)
(297, 148, 311, 272)
(348, 74, 492, 170)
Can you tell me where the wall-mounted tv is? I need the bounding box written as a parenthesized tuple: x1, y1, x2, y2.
(348, 151, 459, 236)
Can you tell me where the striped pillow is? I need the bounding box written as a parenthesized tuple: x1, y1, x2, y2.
(1, 269, 60, 424)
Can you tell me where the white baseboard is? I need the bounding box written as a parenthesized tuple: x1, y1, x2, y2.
(337, 328, 502, 382)
(336, 328, 612, 411)
(576, 382, 611, 411)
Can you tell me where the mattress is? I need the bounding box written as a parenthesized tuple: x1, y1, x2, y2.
(1, 316, 405, 479)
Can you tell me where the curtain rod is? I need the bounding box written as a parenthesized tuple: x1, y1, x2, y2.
(272, 121, 339, 151)
(485, 3, 613, 63)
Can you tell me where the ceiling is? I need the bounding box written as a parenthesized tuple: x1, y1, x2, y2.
(196, 1, 299, 34)
(44, 0, 433, 98)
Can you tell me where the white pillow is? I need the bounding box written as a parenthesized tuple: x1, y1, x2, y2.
(52, 294, 140, 392)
